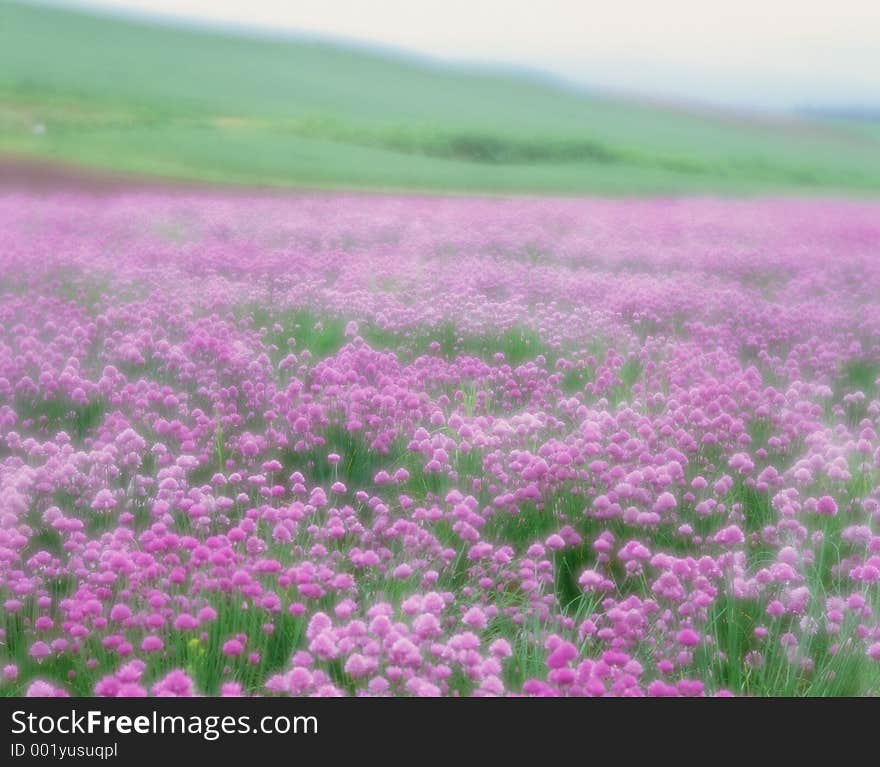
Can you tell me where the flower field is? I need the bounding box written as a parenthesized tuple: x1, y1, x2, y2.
(2, 192, 880, 697)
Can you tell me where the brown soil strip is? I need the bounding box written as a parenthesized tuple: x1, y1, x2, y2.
(0, 155, 223, 195)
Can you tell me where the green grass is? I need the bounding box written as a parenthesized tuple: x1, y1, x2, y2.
(2, 1, 880, 194)
(240, 305, 349, 363)
(823, 358, 880, 425)
(560, 366, 594, 395)
(609, 357, 643, 405)
(362, 321, 554, 367)
(699, 584, 880, 697)
(843, 359, 879, 395)
(285, 424, 390, 489)
(15, 393, 106, 441)
(0, 595, 306, 696)
(485, 502, 559, 551)
(731, 480, 775, 534)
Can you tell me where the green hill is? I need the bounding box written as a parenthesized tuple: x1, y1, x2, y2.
(2, 0, 879, 194)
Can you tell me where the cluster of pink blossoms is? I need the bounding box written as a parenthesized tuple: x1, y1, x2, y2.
(1, 192, 879, 696)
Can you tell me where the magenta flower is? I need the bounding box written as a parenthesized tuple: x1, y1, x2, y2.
(3, 193, 879, 698)
(141, 636, 164, 653)
(28, 641, 52, 661)
(816, 496, 839, 516)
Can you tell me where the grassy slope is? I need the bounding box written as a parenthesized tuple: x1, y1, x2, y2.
(1, 1, 879, 194)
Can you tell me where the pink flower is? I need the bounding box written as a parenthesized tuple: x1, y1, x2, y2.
(653, 492, 677, 514)
(91, 489, 117, 510)
(110, 604, 132, 622)
(392, 564, 413, 579)
(816, 496, 838, 516)
(546, 640, 578, 669)
(28, 641, 52, 661)
(141, 635, 164, 653)
(174, 613, 200, 631)
(463, 607, 488, 630)
(489, 639, 512, 659)
(152, 670, 195, 697)
(714, 525, 745, 546)
(26, 680, 68, 698)
(676, 629, 700, 647)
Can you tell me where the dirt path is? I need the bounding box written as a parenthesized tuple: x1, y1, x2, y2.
(0, 155, 220, 195)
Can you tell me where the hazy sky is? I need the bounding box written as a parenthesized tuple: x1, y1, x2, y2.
(49, 0, 880, 110)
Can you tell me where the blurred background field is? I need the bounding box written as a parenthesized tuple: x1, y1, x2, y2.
(1, 0, 879, 195)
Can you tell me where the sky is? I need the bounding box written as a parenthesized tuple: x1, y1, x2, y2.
(45, 0, 880, 111)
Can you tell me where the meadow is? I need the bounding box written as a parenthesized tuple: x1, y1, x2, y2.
(2, 1, 880, 195)
(1, 191, 879, 697)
